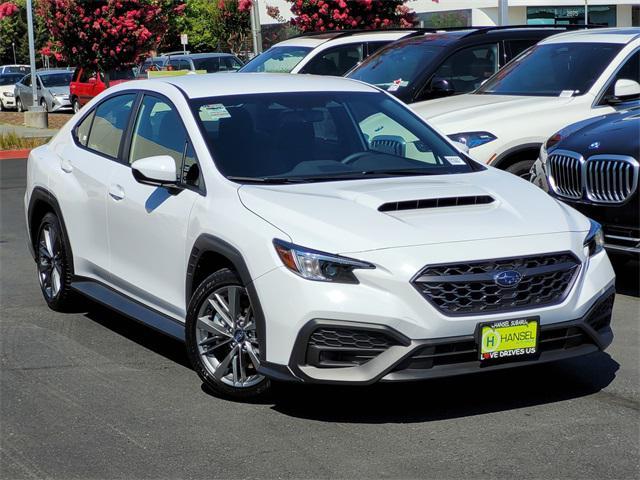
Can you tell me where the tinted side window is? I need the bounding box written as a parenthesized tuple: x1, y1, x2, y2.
(129, 95, 201, 188)
(75, 110, 95, 146)
(22, 75, 30, 87)
(302, 44, 364, 76)
(506, 40, 535, 61)
(367, 41, 388, 57)
(87, 94, 135, 158)
(602, 50, 640, 102)
(431, 43, 499, 94)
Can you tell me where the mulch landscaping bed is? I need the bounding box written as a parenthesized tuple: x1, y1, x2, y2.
(0, 111, 73, 130)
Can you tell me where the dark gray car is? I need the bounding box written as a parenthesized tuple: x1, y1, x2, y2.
(14, 69, 73, 112)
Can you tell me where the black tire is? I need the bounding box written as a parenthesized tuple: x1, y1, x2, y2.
(186, 268, 270, 400)
(35, 212, 76, 312)
(0, 99, 4, 111)
(16, 97, 23, 112)
(40, 98, 48, 112)
(72, 98, 81, 113)
(506, 160, 535, 180)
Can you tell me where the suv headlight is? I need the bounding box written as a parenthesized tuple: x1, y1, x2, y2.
(448, 131, 497, 149)
(274, 239, 375, 284)
(584, 220, 605, 257)
(2, 92, 14, 97)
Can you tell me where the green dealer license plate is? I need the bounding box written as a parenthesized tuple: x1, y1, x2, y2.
(479, 318, 539, 362)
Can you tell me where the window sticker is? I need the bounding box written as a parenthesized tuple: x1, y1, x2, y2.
(559, 90, 575, 98)
(445, 156, 466, 165)
(199, 104, 231, 121)
(387, 78, 409, 91)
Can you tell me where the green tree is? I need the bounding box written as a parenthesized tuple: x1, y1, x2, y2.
(171, 0, 221, 52)
(0, 0, 49, 66)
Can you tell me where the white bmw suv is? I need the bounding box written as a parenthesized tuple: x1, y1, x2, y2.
(412, 28, 640, 179)
(25, 74, 615, 398)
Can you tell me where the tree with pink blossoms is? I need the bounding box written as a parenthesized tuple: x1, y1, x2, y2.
(38, 0, 185, 85)
(275, 0, 416, 32)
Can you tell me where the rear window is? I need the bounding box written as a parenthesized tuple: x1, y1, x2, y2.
(40, 72, 73, 87)
(106, 69, 136, 81)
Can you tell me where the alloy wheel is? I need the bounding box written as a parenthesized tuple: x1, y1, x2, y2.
(195, 285, 264, 388)
(37, 225, 62, 300)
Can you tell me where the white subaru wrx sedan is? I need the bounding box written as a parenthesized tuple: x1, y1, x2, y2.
(24, 74, 616, 399)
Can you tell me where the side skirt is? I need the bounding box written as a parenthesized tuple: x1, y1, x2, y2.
(72, 278, 185, 342)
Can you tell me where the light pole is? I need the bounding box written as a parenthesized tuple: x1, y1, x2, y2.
(498, 0, 509, 26)
(11, 42, 16, 64)
(24, 0, 47, 128)
(250, 0, 262, 57)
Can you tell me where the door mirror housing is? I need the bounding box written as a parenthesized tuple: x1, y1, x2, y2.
(614, 78, 640, 99)
(131, 155, 179, 187)
(430, 78, 455, 97)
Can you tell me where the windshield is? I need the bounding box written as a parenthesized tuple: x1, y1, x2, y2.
(348, 42, 443, 92)
(239, 46, 312, 73)
(191, 92, 476, 182)
(477, 42, 623, 97)
(3, 66, 29, 73)
(0, 74, 23, 86)
(40, 72, 73, 87)
(193, 56, 243, 73)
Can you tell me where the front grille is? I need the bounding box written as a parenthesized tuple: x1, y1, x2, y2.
(306, 328, 401, 368)
(548, 152, 583, 199)
(412, 253, 580, 315)
(585, 156, 639, 204)
(548, 150, 639, 205)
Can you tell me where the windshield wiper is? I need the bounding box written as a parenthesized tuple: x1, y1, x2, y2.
(227, 176, 310, 184)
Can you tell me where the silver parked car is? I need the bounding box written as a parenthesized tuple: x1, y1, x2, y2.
(14, 69, 73, 112)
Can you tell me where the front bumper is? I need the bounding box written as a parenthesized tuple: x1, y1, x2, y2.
(1, 96, 16, 108)
(50, 97, 71, 112)
(253, 235, 615, 384)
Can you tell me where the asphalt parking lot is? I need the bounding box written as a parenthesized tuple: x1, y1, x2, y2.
(1, 158, 638, 480)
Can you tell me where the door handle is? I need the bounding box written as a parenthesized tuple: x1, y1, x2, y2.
(108, 184, 125, 201)
(60, 157, 73, 173)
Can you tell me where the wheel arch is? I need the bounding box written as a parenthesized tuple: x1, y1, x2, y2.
(186, 234, 268, 358)
(492, 143, 542, 170)
(27, 187, 74, 275)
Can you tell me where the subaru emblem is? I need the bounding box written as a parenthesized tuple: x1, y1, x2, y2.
(494, 270, 523, 288)
(588, 141, 601, 150)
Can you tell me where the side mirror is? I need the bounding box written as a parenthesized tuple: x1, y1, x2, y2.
(131, 155, 178, 187)
(430, 78, 455, 97)
(614, 79, 640, 100)
(453, 141, 470, 154)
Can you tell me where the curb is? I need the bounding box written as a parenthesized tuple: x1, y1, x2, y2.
(0, 149, 30, 160)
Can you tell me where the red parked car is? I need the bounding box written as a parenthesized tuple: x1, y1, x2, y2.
(69, 67, 136, 112)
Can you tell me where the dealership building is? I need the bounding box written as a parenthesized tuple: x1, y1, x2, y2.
(259, 1, 640, 28)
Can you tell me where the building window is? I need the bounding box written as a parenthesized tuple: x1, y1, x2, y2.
(527, 5, 617, 27)
(633, 6, 640, 26)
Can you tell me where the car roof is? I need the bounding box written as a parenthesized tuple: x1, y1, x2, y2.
(169, 53, 237, 59)
(37, 69, 73, 75)
(274, 30, 418, 48)
(540, 27, 640, 44)
(127, 73, 379, 98)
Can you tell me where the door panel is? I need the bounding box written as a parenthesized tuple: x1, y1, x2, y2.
(106, 94, 202, 319)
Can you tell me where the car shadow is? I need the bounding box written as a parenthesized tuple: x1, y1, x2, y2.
(82, 299, 620, 423)
(266, 353, 619, 423)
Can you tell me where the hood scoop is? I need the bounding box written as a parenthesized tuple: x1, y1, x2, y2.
(378, 195, 494, 212)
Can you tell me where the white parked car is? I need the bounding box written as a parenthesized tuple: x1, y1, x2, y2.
(239, 29, 417, 76)
(25, 74, 615, 399)
(412, 28, 640, 178)
(0, 73, 23, 110)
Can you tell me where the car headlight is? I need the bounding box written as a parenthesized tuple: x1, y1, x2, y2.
(273, 239, 375, 284)
(584, 220, 605, 257)
(2, 92, 14, 97)
(447, 131, 497, 149)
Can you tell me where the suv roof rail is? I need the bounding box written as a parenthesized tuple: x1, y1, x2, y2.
(462, 24, 604, 36)
(290, 26, 472, 40)
(161, 50, 191, 57)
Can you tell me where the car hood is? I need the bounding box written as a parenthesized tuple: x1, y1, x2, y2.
(46, 86, 70, 95)
(553, 108, 640, 157)
(412, 94, 576, 133)
(238, 169, 589, 254)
